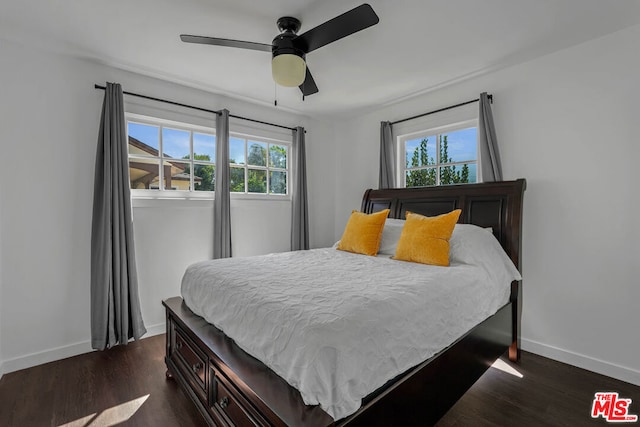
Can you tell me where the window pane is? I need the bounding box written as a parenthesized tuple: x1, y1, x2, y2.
(269, 144, 287, 169)
(230, 137, 245, 165)
(439, 128, 477, 164)
(405, 168, 436, 188)
(439, 163, 476, 185)
(128, 123, 159, 155)
(270, 171, 287, 194)
(129, 158, 159, 189)
(247, 141, 267, 166)
(248, 169, 267, 193)
(166, 161, 191, 190)
(193, 133, 215, 162)
(405, 136, 436, 168)
(162, 128, 190, 160)
(194, 163, 215, 191)
(230, 167, 245, 192)
(464, 163, 477, 184)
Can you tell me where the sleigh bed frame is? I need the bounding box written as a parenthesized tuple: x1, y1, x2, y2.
(163, 178, 526, 426)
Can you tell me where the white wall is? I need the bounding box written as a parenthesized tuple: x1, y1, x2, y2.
(0, 37, 335, 372)
(0, 203, 3, 378)
(333, 24, 640, 385)
(305, 117, 338, 249)
(0, 39, 99, 372)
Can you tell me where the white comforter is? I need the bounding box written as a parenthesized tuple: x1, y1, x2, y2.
(182, 246, 518, 420)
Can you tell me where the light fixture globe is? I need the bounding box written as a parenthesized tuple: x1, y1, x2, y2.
(272, 53, 306, 87)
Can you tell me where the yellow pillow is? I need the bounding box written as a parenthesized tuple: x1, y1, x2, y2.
(337, 209, 390, 256)
(392, 210, 462, 266)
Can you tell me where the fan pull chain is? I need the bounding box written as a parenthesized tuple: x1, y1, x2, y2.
(274, 82, 278, 107)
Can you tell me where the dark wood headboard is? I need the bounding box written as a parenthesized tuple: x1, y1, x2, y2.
(361, 179, 526, 270)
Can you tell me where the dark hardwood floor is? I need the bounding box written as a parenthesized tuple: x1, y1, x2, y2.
(0, 334, 638, 426)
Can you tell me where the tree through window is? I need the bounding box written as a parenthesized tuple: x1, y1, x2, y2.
(402, 125, 477, 187)
(229, 137, 288, 195)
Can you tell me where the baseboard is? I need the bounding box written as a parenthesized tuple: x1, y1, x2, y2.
(522, 338, 640, 387)
(2, 340, 94, 375)
(144, 322, 166, 338)
(0, 322, 166, 376)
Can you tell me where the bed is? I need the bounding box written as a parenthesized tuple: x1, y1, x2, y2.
(163, 178, 526, 426)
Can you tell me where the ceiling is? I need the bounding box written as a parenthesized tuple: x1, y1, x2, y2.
(2, 0, 640, 118)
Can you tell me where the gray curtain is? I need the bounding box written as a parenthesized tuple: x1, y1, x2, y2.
(478, 92, 503, 182)
(91, 82, 146, 350)
(291, 126, 309, 250)
(379, 121, 395, 188)
(213, 109, 232, 259)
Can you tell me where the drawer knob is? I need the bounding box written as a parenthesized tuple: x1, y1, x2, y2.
(176, 341, 183, 350)
(192, 362, 202, 373)
(219, 396, 229, 409)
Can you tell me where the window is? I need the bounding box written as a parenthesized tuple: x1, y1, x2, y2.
(400, 122, 478, 187)
(127, 115, 215, 195)
(228, 135, 288, 195)
(126, 114, 289, 197)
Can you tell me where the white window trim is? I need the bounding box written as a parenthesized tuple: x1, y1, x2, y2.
(397, 118, 479, 187)
(228, 131, 290, 197)
(126, 113, 291, 201)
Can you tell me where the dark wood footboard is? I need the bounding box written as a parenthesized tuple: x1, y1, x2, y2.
(164, 296, 514, 426)
(164, 296, 332, 426)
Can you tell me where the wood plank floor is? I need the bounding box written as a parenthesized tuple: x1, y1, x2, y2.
(1, 334, 638, 426)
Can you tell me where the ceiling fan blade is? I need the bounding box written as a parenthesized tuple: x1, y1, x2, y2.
(294, 4, 379, 54)
(299, 67, 319, 96)
(180, 35, 272, 52)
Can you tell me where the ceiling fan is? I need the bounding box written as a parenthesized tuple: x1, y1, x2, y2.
(180, 3, 379, 97)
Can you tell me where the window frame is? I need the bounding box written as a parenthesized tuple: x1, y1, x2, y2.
(227, 131, 290, 197)
(397, 119, 479, 188)
(126, 113, 290, 200)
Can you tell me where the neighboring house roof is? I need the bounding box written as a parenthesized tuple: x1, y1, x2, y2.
(128, 136, 202, 183)
(172, 172, 196, 182)
(129, 136, 160, 157)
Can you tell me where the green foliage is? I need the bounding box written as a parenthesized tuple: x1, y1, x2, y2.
(182, 154, 215, 191)
(180, 143, 288, 194)
(406, 138, 436, 187)
(269, 145, 287, 168)
(230, 167, 245, 192)
(269, 145, 287, 194)
(248, 169, 266, 193)
(248, 143, 266, 166)
(406, 135, 470, 187)
(270, 171, 287, 194)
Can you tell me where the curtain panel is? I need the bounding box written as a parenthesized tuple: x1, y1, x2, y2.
(213, 109, 232, 259)
(478, 92, 503, 182)
(291, 126, 309, 250)
(379, 121, 395, 189)
(91, 82, 146, 350)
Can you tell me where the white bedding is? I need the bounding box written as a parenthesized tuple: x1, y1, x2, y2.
(182, 233, 520, 420)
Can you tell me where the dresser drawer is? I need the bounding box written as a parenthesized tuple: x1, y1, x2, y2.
(211, 371, 267, 426)
(173, 327, 207, 394)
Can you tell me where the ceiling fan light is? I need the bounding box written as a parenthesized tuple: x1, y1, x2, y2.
(272, 54, 306, 87)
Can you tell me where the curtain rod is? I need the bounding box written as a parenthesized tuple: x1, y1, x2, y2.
(390, 94, 492, 126)
(93, 84, 298, 132)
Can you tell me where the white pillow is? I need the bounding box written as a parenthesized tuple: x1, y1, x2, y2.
(450, 224, 492, 264)
(449, 223, 522, 282)
(377, 218, 405, 255)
